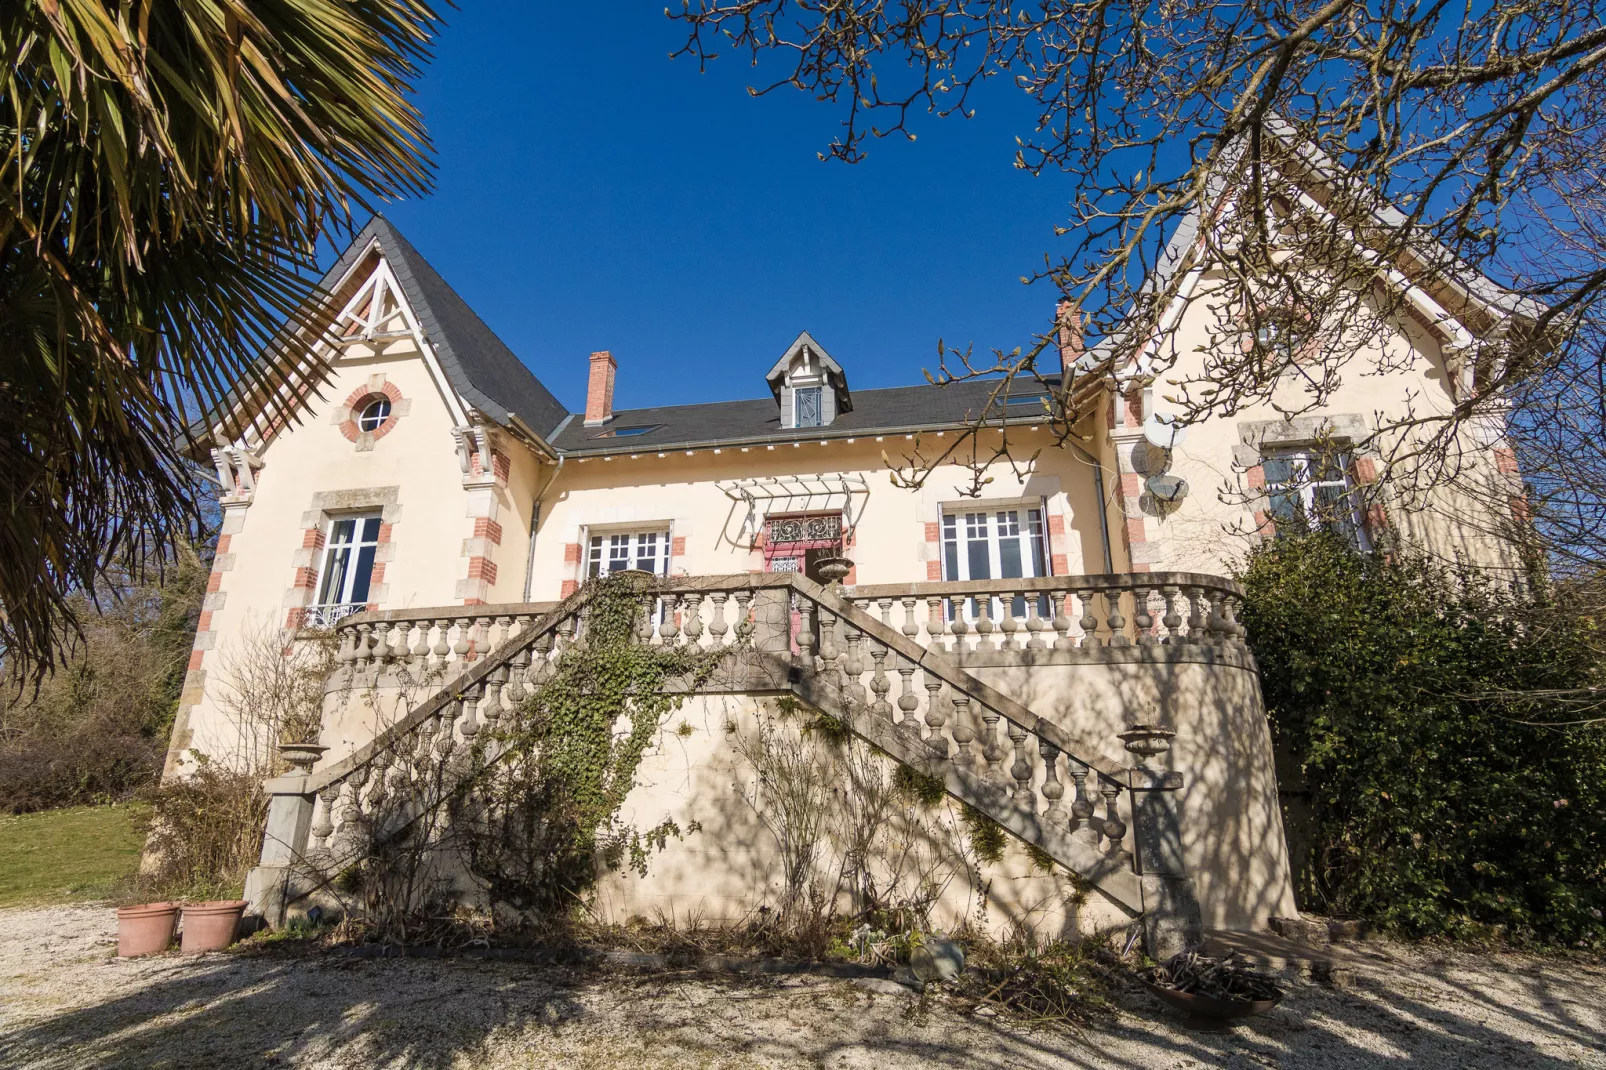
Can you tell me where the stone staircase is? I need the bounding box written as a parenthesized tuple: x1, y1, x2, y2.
(248, 570, 1255, 954)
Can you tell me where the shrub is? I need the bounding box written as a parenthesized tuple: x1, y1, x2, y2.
(0, 548, 206, 812)
(1239, 531, 1606, 946)
(135, 756, 268, 901)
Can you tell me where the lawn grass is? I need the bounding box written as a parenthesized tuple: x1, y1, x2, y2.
(0, 804, 148, 909)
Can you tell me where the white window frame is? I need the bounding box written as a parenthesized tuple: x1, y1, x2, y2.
(586, 528, 672, 579)
(939, 503, 1049, 620)
(357, 396, 391, 431)
(1263, 446, 1371, 551)
(309, 512, 383, 625)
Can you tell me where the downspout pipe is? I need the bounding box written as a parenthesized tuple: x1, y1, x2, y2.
(1065, 438, 1115, 575)
(520, 413, 574, 601)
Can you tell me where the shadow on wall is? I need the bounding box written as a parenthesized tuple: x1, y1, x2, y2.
(966, 656, 1298, 932)
(592, 694, 1134, 943)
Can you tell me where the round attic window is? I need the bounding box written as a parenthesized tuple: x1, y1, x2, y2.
(357, 397, 391, 432)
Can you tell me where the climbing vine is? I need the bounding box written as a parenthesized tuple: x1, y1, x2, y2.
(449, 573, 726, 920)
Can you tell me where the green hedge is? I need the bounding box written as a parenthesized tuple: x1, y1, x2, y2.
(1238, 532, 1606, 946)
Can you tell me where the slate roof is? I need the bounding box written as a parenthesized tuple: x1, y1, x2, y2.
(548, 376, 1060, 456)
(350, 217, 570, 438)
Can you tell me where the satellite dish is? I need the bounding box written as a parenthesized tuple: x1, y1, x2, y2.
(1143, 412, 1189, 450)
(1146, 473, 1189, 503)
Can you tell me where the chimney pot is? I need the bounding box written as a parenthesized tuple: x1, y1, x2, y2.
(584, 349, 617, 426)
(1055, 299, 1085, 369)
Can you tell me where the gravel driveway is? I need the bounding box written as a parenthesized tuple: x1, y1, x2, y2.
(1, 904, 1602, 1069)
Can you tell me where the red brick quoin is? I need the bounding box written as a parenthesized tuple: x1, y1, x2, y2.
(339, 380, 404, 443)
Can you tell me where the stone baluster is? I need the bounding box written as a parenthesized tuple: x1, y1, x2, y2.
(408, 622, 430, 670)
(841, 622, 866, 706)
(1220, 593, 1244, 641)
(974, 595, 996, 650)
(371, 622, 392, 666)
(1161, 585, 1183, 643)
(947, 607, 970, 654)
(433, 707, 457, 762)
(310, 787, 337, 855)
(1078, 589, 1101, 647)
(1184, 587, 1205, 643)
(923, 673, 948, 759)
(817, 608, 840, 676)
(351, 621, 374, 671)
(1007, 723, 1034, 808)
(458, 682, 482, 748)
(999, 594, 1022, 650)
(529, 629, 555, 686)
(498, 654, 524, 720)
(1024, 593, 1047, 649)
(682, 594, 705, 647)
(335, 626, 357, 672)
(474, 616, 493, 659)
(924, 596, 945, 652)
(1105, 589, 1129, 648)
(949, 690, 975, 768)
(734, 589, 755, 642)
(901, 597, 921, 641)
(979, 706, 1005, 771)
(795, 597, 816, 668)
(424, 618, 445, 670)
(1134, 585, 1156, 646)
(1099, 779, 1129, 862)
(877, 597, 894, 628)
(491, 615, 508, 650)
(1204, 588, 1226, 643)
(896, 661, 919, 727)
(451, 620, 471, 665)
(659, 593, 681, 646)
(1052, 593, 1075, 649)
(1068, 759, 1099, 843)
(708, 592, 730, 647)
(1039, 740, 1064, 818)
(869, 641, 892, 718)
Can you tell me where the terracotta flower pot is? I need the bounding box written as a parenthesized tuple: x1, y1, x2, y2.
(180, 900, 248, 955)
(116, 902, 180, 957)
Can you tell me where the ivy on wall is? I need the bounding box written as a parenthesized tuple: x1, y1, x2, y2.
(450, 574, 722, 918)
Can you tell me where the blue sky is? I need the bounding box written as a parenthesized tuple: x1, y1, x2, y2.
(367, 4, 1073, 413)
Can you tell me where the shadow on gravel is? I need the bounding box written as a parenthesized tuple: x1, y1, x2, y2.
(0, 943, 1602, 1069)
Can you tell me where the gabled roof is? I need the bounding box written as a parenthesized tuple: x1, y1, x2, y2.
(197, 216, 570, 450)
(764, 330, 853, 412)
(337, 217, 570, 437)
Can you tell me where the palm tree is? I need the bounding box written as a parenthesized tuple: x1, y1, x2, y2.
(1, 1, 442, 679)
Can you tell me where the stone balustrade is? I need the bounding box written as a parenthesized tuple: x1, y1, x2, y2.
(328, 600, 558, 680)
(252, 570, 1218, 952)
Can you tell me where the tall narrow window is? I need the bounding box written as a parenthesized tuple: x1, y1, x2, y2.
(1263, 447, 1369, 550)
(794, 386, 823, 428)
(587, 529, 670, 578)
(311, 513, 382, 625)
(940, 506, 1048, 619)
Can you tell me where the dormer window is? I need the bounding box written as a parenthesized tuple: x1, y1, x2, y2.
(795, 386, 824, 428)
(766, 330, 853, 431)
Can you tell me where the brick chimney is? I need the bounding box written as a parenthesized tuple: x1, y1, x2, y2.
(1055, 298, 1084, 369)
(584, 349, 616, 425)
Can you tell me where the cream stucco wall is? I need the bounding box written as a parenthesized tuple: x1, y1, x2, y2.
(527, 426, 1113, 602)
(1116, 270, 1523, 578)
(168, 339, 538, 774)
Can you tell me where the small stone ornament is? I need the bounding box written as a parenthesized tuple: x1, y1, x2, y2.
(1118, 723, 1176, 761)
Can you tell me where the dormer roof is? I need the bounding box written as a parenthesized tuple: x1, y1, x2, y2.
(764, 330, 853, 413)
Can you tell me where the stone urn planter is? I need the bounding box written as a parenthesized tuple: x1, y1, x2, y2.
(813, 556, 854, 588)
(277, 742, 328, 777)
(116, 902, 180, 957)
(180, 900, 248, 955)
